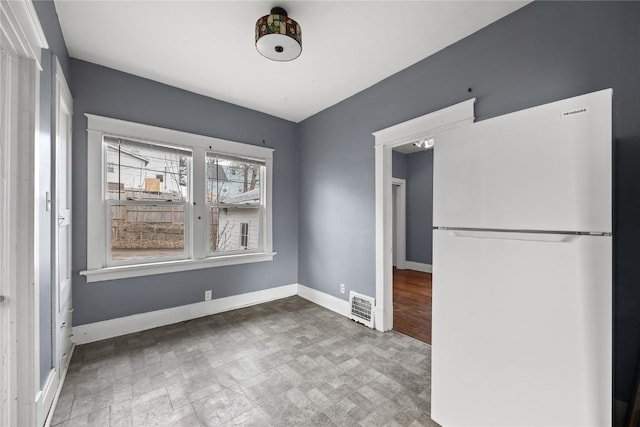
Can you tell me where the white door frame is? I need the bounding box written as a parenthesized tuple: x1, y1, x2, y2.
(372, 99, 476, 332)
(0, 1, 48, 426)
(391, 177, 406, 270)
(0, 41, 15, 427)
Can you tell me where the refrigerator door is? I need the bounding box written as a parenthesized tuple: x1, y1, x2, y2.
(431, 229, 611, 426)
(433, 89, 611, 233)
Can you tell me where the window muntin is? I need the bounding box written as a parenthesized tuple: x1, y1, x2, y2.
(206, 153, 264, 255)
(104, 137, 192, 265)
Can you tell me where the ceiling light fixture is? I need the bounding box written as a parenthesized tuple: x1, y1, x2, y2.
(413, 138, 435, 149)
(255, 7, 302, 62)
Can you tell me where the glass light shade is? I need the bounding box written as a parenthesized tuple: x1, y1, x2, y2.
(255, 8, 302, 62)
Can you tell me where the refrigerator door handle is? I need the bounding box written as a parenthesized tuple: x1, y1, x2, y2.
(449, 230, 579, 243)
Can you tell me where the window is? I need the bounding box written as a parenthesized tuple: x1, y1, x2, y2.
(206, 154, 262, 255)
(81, 114, 275, 282)
(105, 137, 191, 265)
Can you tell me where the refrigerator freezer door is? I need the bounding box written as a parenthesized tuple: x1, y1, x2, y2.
(433, 89, 612, 233)
(431, 229, 611, 426)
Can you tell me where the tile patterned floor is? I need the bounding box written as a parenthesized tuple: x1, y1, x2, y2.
(51, 296, 438, 427)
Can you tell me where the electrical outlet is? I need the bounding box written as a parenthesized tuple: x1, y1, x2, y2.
(340, 283, 345, 294)
(204, 290, 212, 301)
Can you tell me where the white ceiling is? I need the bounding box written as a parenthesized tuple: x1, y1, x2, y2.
(394, 143, 428, 155)
(55, 1, 528, 123)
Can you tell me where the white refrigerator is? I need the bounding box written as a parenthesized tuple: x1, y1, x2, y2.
(431, 89, 612, 426)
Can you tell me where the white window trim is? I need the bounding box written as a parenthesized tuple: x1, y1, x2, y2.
(80, 114, 275, 283)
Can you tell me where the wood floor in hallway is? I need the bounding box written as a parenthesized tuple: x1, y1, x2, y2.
(393, 268, 433, 344)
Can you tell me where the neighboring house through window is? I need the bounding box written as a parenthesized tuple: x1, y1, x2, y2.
(105, 137, 191, 265)
(81, 114, 275, 282)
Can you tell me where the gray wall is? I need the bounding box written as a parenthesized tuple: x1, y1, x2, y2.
(392, 151, 407, 180)
(70, 59, 299, 326)
(406, 151, 433, 265)
(298, 1, 640, 404)
(32, 0, 70, 388)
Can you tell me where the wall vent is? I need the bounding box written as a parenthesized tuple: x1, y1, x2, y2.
(349, 291, 375, 329)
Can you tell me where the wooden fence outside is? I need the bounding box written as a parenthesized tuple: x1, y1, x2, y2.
(109, 189, 185, 249)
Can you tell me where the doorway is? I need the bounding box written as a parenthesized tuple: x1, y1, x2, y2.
(373, 98, 476, 333)
(391, 148, 433, 344)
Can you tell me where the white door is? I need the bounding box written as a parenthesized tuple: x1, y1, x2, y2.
(433, 89, 612, 233)
(54, 60, 73, 378)
(431, 230, 612, 426)
(35, 59, 74, 426)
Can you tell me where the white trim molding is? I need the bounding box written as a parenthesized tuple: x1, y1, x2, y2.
(297, 284, 350, 318)
(43, 345, 74, 427)
(0, 0, 48, 68)
(405, 262, 433, 273)
(81, 252, 277, 283)
(71, 284, 358, 345)
(72, 284, 298, 344)
(373, 98, 476, 332)
(0, 2, 48, 426)
(372, 99, 476, 147)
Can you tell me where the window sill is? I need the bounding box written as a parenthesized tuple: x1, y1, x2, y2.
(80, 252, 277, 283)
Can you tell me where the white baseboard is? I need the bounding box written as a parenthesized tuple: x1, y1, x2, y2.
(404, 261, 432, 273)
(72, 284, 298, 345)
(71, 283, 355, 346)
(44, 344, 75, 427)
(297, 284, 350, 318)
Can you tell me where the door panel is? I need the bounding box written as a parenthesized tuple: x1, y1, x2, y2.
(431, 229, 611, 426)
(55, 68, 73, 376)
(433, 89, 612, 233)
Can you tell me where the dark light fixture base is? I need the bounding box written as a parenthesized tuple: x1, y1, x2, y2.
(270, 7, 287, 16)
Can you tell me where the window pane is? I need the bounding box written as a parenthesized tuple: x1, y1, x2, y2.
(209, 207, 260, 253)
(111, 203, 185, 262)
(206, 155, 261, 206)
(105, 138, 191, 202)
